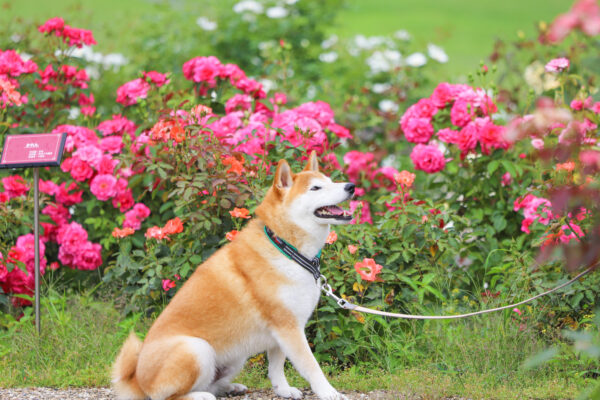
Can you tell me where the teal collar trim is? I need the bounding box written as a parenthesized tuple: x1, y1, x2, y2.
(263, 226, 322, 281)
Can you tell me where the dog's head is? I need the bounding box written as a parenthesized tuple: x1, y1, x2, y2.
(256, 151, 355, 235)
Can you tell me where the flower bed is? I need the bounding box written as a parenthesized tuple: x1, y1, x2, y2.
(0, 1, 599, 369)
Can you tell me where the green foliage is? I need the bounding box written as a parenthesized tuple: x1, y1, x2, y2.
(0, 290, 147, 387)
(0, 2, 599, 398)
(0, 294, 585, 398)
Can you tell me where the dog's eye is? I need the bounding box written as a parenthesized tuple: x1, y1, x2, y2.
(310, 186, 322, 191)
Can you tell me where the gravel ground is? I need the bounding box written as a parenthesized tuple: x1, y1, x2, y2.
(0, 388, 431, 400)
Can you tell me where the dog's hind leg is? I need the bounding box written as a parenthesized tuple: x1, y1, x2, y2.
(268, 346, 303, 399)
(206, 357, 247, 396)
(137, 336, 216, 400)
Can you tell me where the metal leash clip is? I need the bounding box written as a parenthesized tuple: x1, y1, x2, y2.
(319, 275, 356, 310)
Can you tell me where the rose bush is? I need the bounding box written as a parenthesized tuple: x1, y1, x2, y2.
(0, 1, 598, 374)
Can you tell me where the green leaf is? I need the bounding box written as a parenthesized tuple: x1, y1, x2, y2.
(159, 201, 174, 214)
(492, 215, 507, 232)
(386, 252, 401, 264)
(570, 292, 584, 309)
(424, 286, 445, 301)
(398, 275, 418, 291)
(501, 160, 518, 178)
(190, 255, 203, 264)
(522, 347, 559, 369)
(487, 160, 500, 175)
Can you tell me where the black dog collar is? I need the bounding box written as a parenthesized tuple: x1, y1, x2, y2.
(264, 226, 322, 281)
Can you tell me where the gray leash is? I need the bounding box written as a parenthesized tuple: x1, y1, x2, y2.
(319, 266, 594, 320)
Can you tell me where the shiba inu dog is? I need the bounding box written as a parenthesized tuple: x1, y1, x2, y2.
(112, 151, 355, 400)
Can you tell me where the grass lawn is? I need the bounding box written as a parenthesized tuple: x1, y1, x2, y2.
(0, 292, 588, 399)
(331, 0, 569, 76)
(7, 0, 571, 77)
(5, 0, 156, 53)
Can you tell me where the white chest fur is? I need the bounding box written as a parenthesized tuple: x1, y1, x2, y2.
(214, 254, 321, 367)
(271, 253, 322, 327)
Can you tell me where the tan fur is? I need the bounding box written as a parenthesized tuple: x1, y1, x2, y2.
(112, 152, 350, 400)
(112, 332, 145, 400)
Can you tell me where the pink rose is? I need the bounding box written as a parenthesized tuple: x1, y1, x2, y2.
(221, 63, 246, 84)
(0, 50, 38, 78)
(116, 78, 151, 106)
(90, 174, 117, 201)
(57, 222, 88, 250)
(225, 94, 253, 114)
(74, 241, 102, 270)
(570, 99, 584, 111)
(73, 144, 103, 168)
(545, 58, 570, 73)
(456, 121, 480, 155)
(410, 144, 446, 173)
(56, 182, 83, 206)
(235, 77, 265, 98)
(431, 82, 458, 108)
(437, 128, 459, 144)
(531, 138, 544, 150)
(38, 179, 59, 196)
(327, 123, 353, 139)
(42, 204, 71, 226)
(402, 117, 434, 144)
(123, 212, 142, 230)
(2, 175, 29, 198)
(349, 200, 373, 225)
(16, 234, 46, 270)
(478, 120, 508, 155)
(580, 149, 600, 171)
(372, 167, 400, 190)
(61, 25, 97, 48)
(69, 156, 94, 182)
(97, 155, 118, 175)
(38, 17, 65, 34)
(133, 203, 151, 219)
(143, 71, 170, 87)
(162, 279, 176, 291)
(97, 114, 137, 137)
(343, 151, 376, 183)
(99, 135, 124, 154)
(123, 203, 151, 230)
(450, 100, 474, 128)
(58, 244, 76, 267)
(112, 189, 134, 212)
(53, 124, 98, 150)
(182, 56, 223, 85)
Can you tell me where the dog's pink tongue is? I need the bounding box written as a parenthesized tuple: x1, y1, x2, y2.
(327, 206, 343, 215)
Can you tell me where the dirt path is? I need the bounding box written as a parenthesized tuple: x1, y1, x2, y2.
(0, 387, 430, 400)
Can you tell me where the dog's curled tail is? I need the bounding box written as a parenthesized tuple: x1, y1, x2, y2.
(112, 332, 145, 400)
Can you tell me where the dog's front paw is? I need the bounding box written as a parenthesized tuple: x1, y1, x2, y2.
(274, 385, 303, 399)
(314, 385, 348, 400)
(222, 382, 247, 395)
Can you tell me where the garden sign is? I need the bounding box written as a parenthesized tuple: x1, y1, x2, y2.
(0, 132, 67, 333)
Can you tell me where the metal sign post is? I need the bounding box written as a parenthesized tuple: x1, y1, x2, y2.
(0, 132, 67, 334)
(33, 167, 40, 333)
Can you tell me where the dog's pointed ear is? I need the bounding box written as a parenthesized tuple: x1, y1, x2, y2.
(274, 159, 293, 189)
(303, 150, 319, 172)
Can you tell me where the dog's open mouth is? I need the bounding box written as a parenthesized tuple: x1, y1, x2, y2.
(314, 205, 352, 221)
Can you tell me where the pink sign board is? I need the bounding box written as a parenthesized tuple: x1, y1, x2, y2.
(0, 133, 67, 169)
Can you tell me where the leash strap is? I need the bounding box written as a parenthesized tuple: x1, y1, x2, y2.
(264, 226, 322, 281)
(319, 266, 594, 320)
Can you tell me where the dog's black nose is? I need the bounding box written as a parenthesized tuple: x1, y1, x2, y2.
(344, 183, 355, 194)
